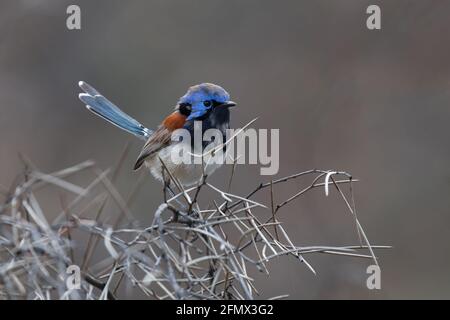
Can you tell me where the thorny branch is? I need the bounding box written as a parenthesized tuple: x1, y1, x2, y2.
(0, 147, 389, 300)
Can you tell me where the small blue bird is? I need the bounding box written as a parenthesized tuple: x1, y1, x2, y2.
(78, 81, 236, 187)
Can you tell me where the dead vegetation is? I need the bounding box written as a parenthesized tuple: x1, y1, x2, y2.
(0, 145, 389, 300)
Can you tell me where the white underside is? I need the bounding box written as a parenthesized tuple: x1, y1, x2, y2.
(144, 142, 224, 187)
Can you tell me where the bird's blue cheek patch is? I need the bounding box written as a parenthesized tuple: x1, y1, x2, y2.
(187, 102, 211, 120)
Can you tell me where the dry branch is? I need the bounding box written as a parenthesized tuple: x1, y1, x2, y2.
(0, 150, 389, 300)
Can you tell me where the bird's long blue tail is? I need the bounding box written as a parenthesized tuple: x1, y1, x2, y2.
(78, 81, 152, 140)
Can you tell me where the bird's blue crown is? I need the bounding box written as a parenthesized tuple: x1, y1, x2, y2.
(179, 83, 231, 120)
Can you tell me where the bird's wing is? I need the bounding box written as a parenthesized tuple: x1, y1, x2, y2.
(133, 126, 173, 170)
(133, 112, 187, 170)
(78, 81, 153, 140)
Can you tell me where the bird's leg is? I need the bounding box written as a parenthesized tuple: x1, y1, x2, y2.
(165, 182, 190, 211)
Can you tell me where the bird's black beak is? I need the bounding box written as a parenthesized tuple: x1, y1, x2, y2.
(218, 101, 236, 108)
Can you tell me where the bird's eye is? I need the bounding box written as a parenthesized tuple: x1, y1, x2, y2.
(203, 100, 212, 107)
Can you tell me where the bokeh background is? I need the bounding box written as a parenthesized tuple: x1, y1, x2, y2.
(1, 0, 450, 299)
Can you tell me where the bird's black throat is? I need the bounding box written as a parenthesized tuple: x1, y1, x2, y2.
(183, 107, 231, 150)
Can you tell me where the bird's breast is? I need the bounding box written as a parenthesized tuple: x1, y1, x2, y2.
(144, 141, 224, 187)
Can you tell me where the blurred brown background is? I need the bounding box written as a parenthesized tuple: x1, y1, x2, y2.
(1, 0, 450, 299)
